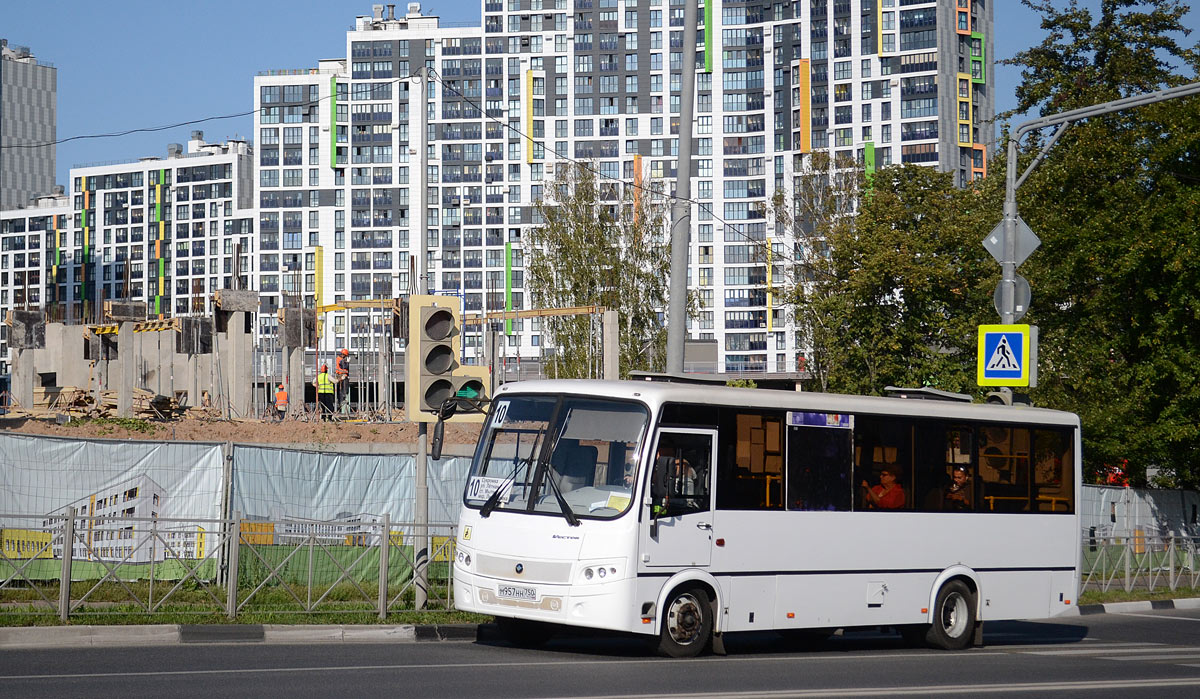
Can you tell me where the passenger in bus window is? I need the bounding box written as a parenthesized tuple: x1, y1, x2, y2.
(943, 464, 972, 511)
(861, 466, 906, 510)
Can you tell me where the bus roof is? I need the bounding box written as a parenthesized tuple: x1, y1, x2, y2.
(493, 379, 1080, 428)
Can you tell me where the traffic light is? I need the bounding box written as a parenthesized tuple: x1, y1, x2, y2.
(405, 295, 491, 423)
(406, 294, 461, 422)
(447, 365, 490, 423)
(985, 388, 1013, 406)
(985, 388, 1031, 406)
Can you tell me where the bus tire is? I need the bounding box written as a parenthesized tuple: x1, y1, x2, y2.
(925, 580, 975, 650)
(495, 617, 555, 648)
(657, 585, 713, 658)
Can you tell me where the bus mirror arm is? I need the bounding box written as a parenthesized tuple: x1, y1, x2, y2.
(649, 456, 671, 536)
(430, 397, 491, 461)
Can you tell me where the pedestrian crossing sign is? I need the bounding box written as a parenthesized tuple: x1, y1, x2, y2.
(977, 324, 1033, 387)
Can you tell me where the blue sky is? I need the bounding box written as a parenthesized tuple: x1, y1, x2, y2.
(3, 0, 1196, 189)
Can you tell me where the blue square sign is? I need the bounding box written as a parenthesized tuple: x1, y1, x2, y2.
(977, 324, 1032, 387)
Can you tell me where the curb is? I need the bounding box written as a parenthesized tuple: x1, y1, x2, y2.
(0, 623, 481, 650)
(1071, 597, 1200, 616)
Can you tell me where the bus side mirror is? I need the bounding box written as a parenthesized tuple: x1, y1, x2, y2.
(431, 419, 446, 461)
(650, 456, 671, 512)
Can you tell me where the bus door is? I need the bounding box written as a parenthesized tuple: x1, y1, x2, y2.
(640, 429, 717, 568)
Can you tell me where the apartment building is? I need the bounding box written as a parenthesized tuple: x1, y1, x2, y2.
(253, 0, 992, 373)
(0, 133, 256, 370)
(0, 39, 57, 211)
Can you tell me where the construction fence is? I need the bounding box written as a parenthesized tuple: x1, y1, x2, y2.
(0, 432, 471, 620)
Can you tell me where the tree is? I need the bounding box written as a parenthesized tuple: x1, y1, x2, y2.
(1002, 0, 1198, 117)
(525, 161, 671, 378)
(1002, 0, 1200, 485)
(791, 158, 999, 397)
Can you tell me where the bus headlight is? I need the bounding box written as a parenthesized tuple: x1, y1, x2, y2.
(580, 563, 620, 582)
(456, 550, 472, 568)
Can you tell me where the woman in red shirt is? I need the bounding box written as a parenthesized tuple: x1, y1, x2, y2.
(861, 466, 906, 510)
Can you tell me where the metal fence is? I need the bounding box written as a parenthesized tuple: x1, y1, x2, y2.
(0, 511, 457, 621)
(1081, 534, 1200, 595)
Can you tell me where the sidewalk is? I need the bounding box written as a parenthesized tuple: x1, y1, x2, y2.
(1073, 597, 1200, 616)
(0, 622, 481, 649)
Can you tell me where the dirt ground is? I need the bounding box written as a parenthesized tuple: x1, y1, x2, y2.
(0, 413, 483, 447)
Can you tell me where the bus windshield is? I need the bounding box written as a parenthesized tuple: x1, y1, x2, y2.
(464, 395, 650, 520)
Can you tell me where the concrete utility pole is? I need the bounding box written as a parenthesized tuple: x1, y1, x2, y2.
(996, 80, 1200, 324)
(664, 0, 699, 374)
(412, 66, 431, 610)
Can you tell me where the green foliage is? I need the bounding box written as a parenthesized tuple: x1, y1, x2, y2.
(526, 161, 671, 378)
(63, 417, 159, 435)
(726, 379, 758, 389)
(790, 155, 999, 397)
(1001, 0, 1199, 118)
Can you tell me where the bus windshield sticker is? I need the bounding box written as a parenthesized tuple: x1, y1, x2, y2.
(490, 400, 510, 429)
(787, 411, 853, 429)
(466, 476, 512, 503)
(606, 493, 631, 511)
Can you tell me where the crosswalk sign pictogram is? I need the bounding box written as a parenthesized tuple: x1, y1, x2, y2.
(977, 324, 1033, 387)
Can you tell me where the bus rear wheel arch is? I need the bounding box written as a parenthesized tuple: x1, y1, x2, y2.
(656, 584, 714, 658)
(905, 579, 977, 650)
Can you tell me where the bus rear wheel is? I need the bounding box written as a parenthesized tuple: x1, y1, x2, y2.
(925, 580, 975, 650)
(657, 586, 713, 658)
(495, 617, 555, 648)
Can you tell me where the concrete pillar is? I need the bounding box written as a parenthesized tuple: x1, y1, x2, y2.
(286, 346, 305, 416)
(117, 322, 134, 418)
(188, 354, 201, 408)
(13, 348, 35, 412)
(603, 310, 619, 380)
(228, 311, 253, 418)
(377, 335, 389, 416)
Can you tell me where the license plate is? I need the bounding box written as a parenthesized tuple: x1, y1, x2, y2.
(497, 584, 536, 601)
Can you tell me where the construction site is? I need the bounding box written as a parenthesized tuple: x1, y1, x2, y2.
(1, 291, 623, 426)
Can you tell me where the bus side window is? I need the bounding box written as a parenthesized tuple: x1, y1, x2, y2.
(914, 425, 975, 512)
(715, 410, 785, 510)
(854, 417, 912, 511)
(1033, 428, 1073, 513)
(978, 426, 1031, 512)
(786, 424, 852, 511)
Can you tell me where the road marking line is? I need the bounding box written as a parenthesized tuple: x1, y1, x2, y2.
(566, 677, 1200, 698)
(0, 651, 1016, 681)
(1099, 653, 1200, 662)
(1024, 644, 1169, 655)
(1116, 612, 1200, 622)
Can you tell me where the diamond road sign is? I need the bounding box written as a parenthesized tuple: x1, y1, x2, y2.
(983, 217, 1041, 267)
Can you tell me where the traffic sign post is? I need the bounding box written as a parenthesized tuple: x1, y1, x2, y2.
(977, 324, 1037, 388)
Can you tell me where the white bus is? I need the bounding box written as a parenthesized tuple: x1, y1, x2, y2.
(452, 379, 1081, 656)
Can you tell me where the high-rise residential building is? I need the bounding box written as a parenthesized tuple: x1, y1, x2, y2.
(0, 133, 255, 370)
(0, 1, 993, 378)
(0, 39, 57, 210)
(253, 0, 993, 374)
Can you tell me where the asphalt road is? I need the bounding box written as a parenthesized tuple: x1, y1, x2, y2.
(5, 610, 1200, 698)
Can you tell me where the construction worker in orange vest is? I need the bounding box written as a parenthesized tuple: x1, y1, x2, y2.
(334, 348, 351, 408)
(274, 383, 288, 421)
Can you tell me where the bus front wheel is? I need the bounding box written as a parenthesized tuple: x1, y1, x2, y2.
(925, 580, 976, 650)
(657, 585, 713, 658)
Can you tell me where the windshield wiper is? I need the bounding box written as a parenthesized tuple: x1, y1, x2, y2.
(537, 461, 581, 527)
(479, 457, 531, 518)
